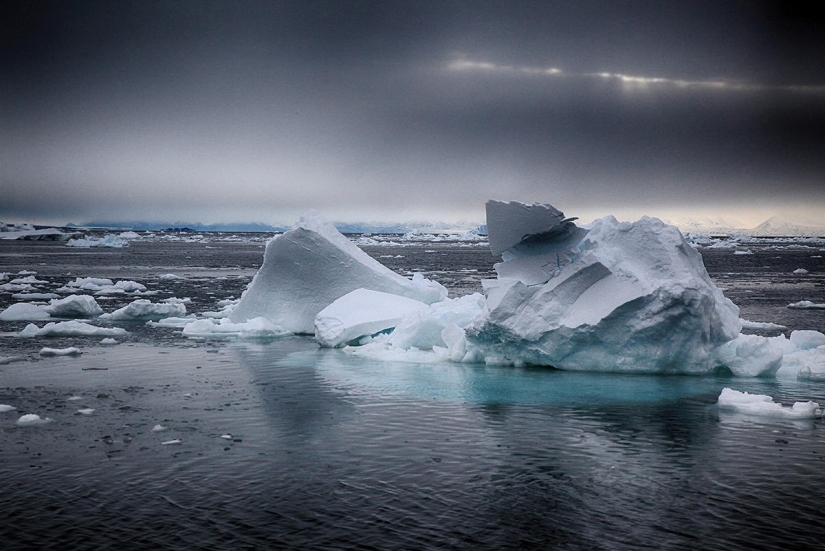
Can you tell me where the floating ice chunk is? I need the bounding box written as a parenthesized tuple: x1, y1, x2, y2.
(0, 404, 17, 412)
(220, 434, 232, 440)
(714, 334, 784, 377)
(0, 282, 35, 292)
(790, 330, 825, 350)
(314, 289, 428, 347)
(66, 235, 129, 248)
(717, 388, 821, 419)
(0, 302, 51, 321)
(94, 280, 147, 295)
(67, 396, 83, 401)
(161, 439, 182, 445)
(105, 299, 186, 321)
(466, 203, 742, 374)
(182, 317, 289, 338)
(20, 320, 128, 338)
(739, 319, 787, 331)
(151, 424, 168, 432)
(11, 292, 60, 300)
(76, 408, 95, 415)
(0, 356, 26, 365)
(45, 294, 103, 318)
(792, 268, 809, 274)
(11, 275, 47, 284)
(159, 273, 183, 280)
(146, 316, 198, 328)
(787, 301, 825, 310)
(733, 249, 754, 255)
(387, 293, 487, 350)
(100, 337, 119, 345)
(40, 347, 82, 356)
(67, 277, 114, 290)
(16, 414, 53, 425)
(229, 211, 447, 333)
(118, 231, 140, 239)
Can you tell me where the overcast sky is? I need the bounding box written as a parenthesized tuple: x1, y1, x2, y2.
(2, 0, 824, 227)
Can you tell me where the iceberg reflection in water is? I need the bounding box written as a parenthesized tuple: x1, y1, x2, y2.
(1, 338, 825, 549)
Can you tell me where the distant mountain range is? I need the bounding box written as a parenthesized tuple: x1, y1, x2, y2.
(74, 220, 485, 234)
(667, 215, 825, 237)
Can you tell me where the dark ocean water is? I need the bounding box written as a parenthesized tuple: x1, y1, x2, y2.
(1, 235, 824, 550)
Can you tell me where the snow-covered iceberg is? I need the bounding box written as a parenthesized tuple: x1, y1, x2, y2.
(455, 200, 742, 373)
(314, 289, 427, 348)
(229, 212, 447, 333)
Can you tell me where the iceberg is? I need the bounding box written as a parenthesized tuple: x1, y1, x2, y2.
(314, 289, 427, 348)
(229, 211, 446, 333)
(459, 200, 742, 373)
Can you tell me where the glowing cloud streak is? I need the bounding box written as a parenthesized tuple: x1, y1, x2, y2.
(447, 57, 825, 95)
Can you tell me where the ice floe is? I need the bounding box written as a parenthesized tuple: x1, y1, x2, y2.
(66, 235, 129, 248)
(16, 414, 53, 425)
(182, 317, 289, 338)
(740, 319, 787, 331)
(229, 211, 447, 333)
(0, 405, 17, 413)
(20, 320, 128, 338)
(40, 347, 82, 356)
(788, 301, 825, 310)
(102, 299, 186, 321)
(0, 302, 52, 321)
(717, 388, 821, 419)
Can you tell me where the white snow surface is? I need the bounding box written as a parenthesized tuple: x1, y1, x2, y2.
(717, 388, 821, 419)
(463, 202, 742, 374)
(229, 211, 447, 333)
(314, 289, 427, 348)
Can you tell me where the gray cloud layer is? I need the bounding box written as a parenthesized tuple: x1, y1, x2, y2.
(2, 1, 824, 225)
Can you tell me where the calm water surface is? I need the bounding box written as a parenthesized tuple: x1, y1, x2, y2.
(1, 236, 824, 549)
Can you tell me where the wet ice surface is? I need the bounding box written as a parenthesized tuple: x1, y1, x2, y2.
(1, 235, 825, 550)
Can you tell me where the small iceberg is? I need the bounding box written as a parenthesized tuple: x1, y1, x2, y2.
(717, 388, 821, 419)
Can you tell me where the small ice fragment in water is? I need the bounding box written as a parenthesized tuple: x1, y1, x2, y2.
(77, 408, 95, 415)
(220, 434, 232, 440)
(717, 388, 821, 419)
(16, 414, 53, 425)
(152, 424, 168, 432)
(40, 347, 82, 356)
(793, 268, 809, 274)
(161, 439, 182, 445)
(67, 396, 83, 401)
(100, 338, 118, 345)
(0, 404, 17, 412)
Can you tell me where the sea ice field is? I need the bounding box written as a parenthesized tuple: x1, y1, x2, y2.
(1, 225, 825, 550)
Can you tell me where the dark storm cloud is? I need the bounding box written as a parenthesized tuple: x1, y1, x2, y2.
(1, 1, 824, 224)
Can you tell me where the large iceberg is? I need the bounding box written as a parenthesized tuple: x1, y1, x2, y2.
(454, 201, 743, 373)
(229, 212, 447, 333)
